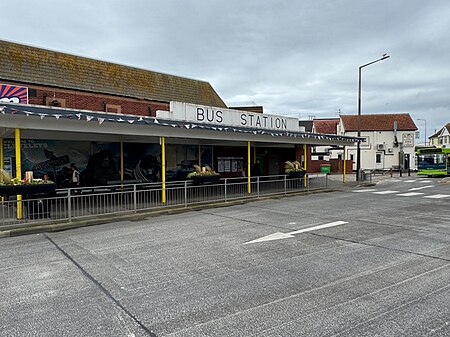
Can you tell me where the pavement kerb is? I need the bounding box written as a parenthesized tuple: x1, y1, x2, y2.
(0, 188, 336, 238)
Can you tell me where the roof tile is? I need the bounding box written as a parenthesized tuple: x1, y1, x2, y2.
(341, 114, 417, 132)
(0, 40, 227, 108)
(313, 118, 339, 134)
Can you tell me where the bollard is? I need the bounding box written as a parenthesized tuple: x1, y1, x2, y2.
(399, 169, 402, 177)
(408, 168, 411, 176)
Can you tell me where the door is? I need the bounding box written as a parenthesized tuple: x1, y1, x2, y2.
(375, 152, 383, 170)
(268, 155, 280, 175)
(404, 153, 410, 169)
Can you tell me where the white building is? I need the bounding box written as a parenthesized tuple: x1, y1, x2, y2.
(338, 114, 418, 171)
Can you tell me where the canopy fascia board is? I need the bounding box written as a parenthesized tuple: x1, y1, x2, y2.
(0, 103, 361, 146)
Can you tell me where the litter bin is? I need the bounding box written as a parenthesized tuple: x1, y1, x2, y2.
(320, 164, 331, 174)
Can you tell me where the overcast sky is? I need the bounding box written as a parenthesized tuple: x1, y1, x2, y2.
(2, 0, 449, 141)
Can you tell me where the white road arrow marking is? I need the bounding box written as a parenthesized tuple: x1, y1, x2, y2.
(288, 221, 348, 235)
(409, 185, 434, 191)
(244, 221, 348, 244)
(244, 232, 295, 244)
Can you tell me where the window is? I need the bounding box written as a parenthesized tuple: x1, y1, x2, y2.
(105, 104, 122, 114)
(28, 88, 37, 97)
(376, 153, 382, 164)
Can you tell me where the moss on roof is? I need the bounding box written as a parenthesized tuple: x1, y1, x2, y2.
(0, 40, 227, 108)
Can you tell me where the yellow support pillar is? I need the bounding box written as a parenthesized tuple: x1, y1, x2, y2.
(161, 136, 166, 204)
(198, 144, 201, 167)
(303, 144, 307, 187)
(247, 141, 251, 193)
(15, 129, 22, 220)
(343, 146, 347, 184)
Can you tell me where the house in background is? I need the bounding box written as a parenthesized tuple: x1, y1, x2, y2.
(338, 113, 417, 171)
(298, 118, 351, 173)
(429, 123, 450, 148)
(299, 113, 417, 172)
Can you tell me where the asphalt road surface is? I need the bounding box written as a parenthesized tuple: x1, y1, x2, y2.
(1, 176, 450, 336)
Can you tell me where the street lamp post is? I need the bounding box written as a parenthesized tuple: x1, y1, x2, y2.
(356, 53, 390, 181)
(417, 118, 427, 146)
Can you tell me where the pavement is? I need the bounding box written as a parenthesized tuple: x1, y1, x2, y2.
(1, 174, 450, 336)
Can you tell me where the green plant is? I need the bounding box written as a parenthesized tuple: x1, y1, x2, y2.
(284, 160, 304, 174)
(0, 169, 12, 185)
(187, 165, 219, 179)
(0, 169, 53, 185)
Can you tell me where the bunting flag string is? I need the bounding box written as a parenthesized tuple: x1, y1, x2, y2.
(0, 105, 362, 143)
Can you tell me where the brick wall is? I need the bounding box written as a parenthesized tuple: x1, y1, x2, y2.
(5, 81, 169, 117)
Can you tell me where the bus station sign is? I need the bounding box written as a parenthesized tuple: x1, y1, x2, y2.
(160, 102, 300, 132)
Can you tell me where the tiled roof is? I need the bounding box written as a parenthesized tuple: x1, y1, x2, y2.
(446, 123, 450, 133)
(341, 113, 417, 132)
(313, 118, 339, 134)
(0, 40, 226, 108)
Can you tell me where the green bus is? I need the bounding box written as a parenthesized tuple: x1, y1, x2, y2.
(416, 147, 450, 176)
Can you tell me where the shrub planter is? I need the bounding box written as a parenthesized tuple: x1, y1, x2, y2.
(288, 171, 306, 179)
(191, 175, 221, 185)
(0, 184, 57, 197)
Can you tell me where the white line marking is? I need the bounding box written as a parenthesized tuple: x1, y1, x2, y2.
(396, 192, 425, 197)
(288, 221, 348, 235)
(404, 180, 417, 183)
(244, 232, 294, 244)
(424, 194, 450, 199)
(418, 180, 432, 183)
(389, 179, 401, 182)
(409, 185, 434, 191)
(244, 221, 348, 244)
(353, 189, 377, 193)
(373, 190, 399, 194)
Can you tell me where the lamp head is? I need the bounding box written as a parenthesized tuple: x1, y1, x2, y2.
(381, 53, 390, 60)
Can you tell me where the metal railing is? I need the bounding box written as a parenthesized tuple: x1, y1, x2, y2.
(0, 173, 328, 227)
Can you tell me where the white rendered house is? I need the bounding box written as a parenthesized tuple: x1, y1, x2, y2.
(338, 114, 418, 171)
